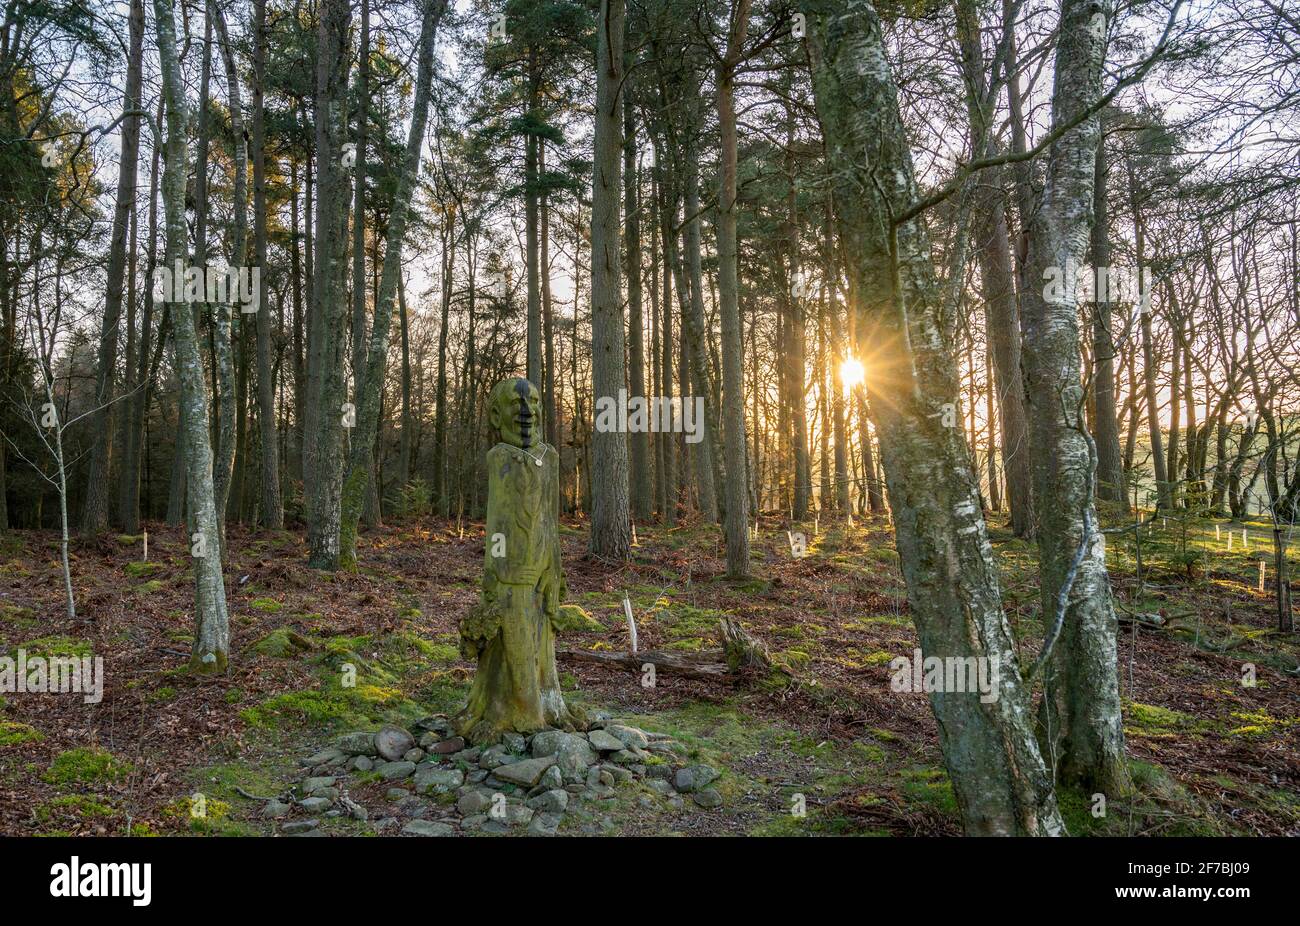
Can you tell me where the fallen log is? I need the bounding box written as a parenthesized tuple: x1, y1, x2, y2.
(557, 647, 731, 681)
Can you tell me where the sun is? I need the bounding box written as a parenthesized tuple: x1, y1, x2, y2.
(840, 357, 865, 390)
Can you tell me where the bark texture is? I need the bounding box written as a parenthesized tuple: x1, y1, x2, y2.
(809, 0, 1063, 835)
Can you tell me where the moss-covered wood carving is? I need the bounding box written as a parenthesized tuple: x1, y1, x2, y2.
(454, 378, 585, 744)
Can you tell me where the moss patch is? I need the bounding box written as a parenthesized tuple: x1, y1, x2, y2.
(0, 720, 43, 747)
(43, 747, 131, 787)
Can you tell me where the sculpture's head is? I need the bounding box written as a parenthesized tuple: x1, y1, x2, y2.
(489, 377, 542, 449)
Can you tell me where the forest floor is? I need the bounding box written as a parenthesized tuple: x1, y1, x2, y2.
(0, 506, 1297, 837)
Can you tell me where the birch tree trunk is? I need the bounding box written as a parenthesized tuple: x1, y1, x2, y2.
(588, 0, 631, 560)
(809, 0, 1063, 835)
(1019, 0, 1129, 794)
(153, 0, 230, 673)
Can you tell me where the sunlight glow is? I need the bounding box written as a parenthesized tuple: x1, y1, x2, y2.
(840, 357, 865, 391)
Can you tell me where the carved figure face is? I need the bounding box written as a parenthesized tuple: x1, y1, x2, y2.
(489, 377, 542, 448)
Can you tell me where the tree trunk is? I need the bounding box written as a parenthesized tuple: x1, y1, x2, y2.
(715, 0, 752, 577)
(809, 0, 1063, 835)
(251, 0, 282, 528)
(153, 0, 231, 673)
(625, 105, 653, 522)
(339, 0, 447, 568)
(81, 0, 144, 536)
(1089, 133, 1125, 507)
(588, 0, 631, 560)
(1019, 0, 1129, 795)
(306, 0, 353, 569)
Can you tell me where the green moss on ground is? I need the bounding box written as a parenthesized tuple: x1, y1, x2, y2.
(43, 747, 131, 787)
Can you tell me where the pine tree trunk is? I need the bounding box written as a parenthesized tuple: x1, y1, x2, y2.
(81, 0, 144, 536)
(252, 0, 282, 528)
(306, 0, 354, 569)
(715, 0, 752, 577)
(339, 0, 446, 567)
(588, 0, 631, 560)
(624, 106, 653, 522)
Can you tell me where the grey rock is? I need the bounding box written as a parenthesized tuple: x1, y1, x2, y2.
(605, 724, 649, 750)
(481, 820, 510, 834)
(478, 745, 511, 769)
(402, 819, 455, 837)
(692, 787, 723, 809)
(537, 765, 564, 791)
(376, 760, 417, 781)
(461, 814, 487, 830)
(337, 732, 377, 756)
(525, 789, 569, 813)
(261, 800, 292, 819)
(347, 756, 374, 772)
(586, 729, 625, 752)
(281, 819, 318, 834)
(386, 788, 408, 802)
(530, 731, 598, 779)
(418, 732, 440, 749)
(501, 732, 527, 754)
(646, 763, 673, 780)
(610, 748, 648, 765)
(528, 812, 563, 836)
(638, 795, 658, 810)
(414, 768, 465, 795)
(493, 755, 558, 788)
(430, 736, 466, 755)
(457, 791, 494, 815)
(601, 764, 633, 784)
(302, 747, 347, 766)
(298, 796, 332, 812)
(467, 769, 489, 784)
(499, 804, 534, 827)
(403, 748, 426, 763)
(598, 769, 615, 788)
(673, 764, 719, 793)
(415, 716, 454, 735)
(302, 776, 336, 793)
(375, 725, 416, 762)
(645, 779, 674, 797)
